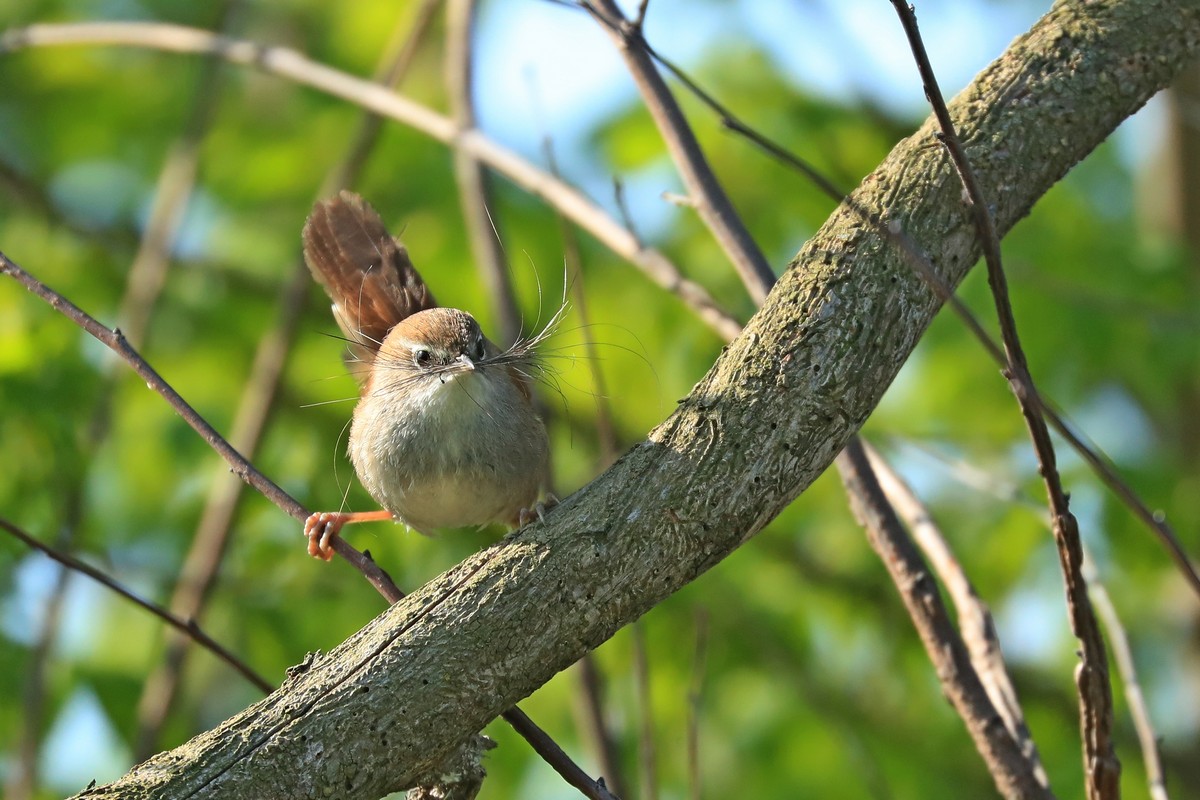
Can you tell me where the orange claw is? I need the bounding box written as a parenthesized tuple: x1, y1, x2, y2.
(303, 510, 393, 561)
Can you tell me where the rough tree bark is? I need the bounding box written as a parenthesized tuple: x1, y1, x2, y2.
(73, 1, 1200, 798)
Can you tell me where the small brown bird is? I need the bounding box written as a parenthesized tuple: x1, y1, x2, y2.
(301, 191, 550, 560)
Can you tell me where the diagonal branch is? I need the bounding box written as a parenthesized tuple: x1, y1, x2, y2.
(0, 250, 403, 602)
(835, 440, 1052, 799)
(602, 1, 1200, 601)
(0, 245, 618, 800)
(582, 0, 776, 302)
(7, 7, 238, 795)
(580, 4, 1044, 791)
(866, 444, 1049, 788)
(0, 517, 272, 693)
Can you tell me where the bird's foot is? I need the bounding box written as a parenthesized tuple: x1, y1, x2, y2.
(303, 509, 393, 561)
(517, 493, 560, 527)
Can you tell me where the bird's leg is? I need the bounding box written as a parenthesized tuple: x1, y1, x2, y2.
(517, 493, 560, 528)
(303, 509, 394, 561)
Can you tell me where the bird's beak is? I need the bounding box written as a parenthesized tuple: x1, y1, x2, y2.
(456, 354, 476, 371)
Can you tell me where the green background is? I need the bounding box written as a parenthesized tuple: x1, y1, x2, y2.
(1, 1, 1197, 798)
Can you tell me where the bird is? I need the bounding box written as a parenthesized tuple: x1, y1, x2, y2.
(300, 191, 550, 561)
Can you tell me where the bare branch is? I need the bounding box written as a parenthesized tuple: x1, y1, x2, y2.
(1, 245, 619, 799)
(866, 444, 1049, 787)
(577, 3, 1053, 792)
(0, 20, 743, 343)
(600, 1, 1200, 600)
(836, 440, 1054, 799)
(9, 8, 238, 792)
(573, 656, 629, 800)
(0, 516, 272, 693)
(504, 709, 621, 800)
(583, 0, 775, 303)
(888, 4, 1118, 795)
(0, 249, 404, 603)
(1085, 564, 1170, 800)
(885, 438, 1170, 800)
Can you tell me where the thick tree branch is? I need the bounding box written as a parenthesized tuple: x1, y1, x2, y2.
(58, 1, 1200, 797)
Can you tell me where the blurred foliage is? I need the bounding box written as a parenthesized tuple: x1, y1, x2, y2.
(1, 1, 1199, 799)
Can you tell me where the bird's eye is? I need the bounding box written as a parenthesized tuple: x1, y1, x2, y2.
(413, 348, 432, 367)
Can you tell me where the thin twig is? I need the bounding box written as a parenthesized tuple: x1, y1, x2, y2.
(576, 1, 847, 204)
(2, 255, 300, 512)
(502, 708, 621, 800)
(1084, 563, 1170, 800)
(574, 655, 629, 800)
(1, 245, 618, 800)
(582, 0, 776, 303)
(632, 621, 659, 800)
(888, 5, 1118, 796)
(579, 8, 1054, 792)
(836, 440, 1054, 799)
(0, 249, 404, 602)
(133, 271, 313, 759)
(866, 443, 1049, 788)
(898, 440, 1168, 800)
(0, 516, 272, 693)
(0, 21, 743, 343)
(9, 9, 238, 793)
(686, 609, 708, 800)
(632, 0, 649, 31)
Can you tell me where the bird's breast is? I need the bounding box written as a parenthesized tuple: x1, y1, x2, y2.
(347, 368, 548, 532)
